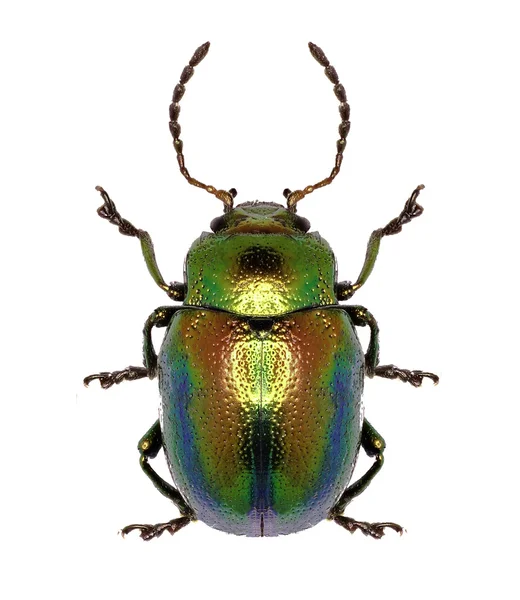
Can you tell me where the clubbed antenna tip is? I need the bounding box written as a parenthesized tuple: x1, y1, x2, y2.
(285, 42, 351, 211)
(190, 42, 210, 67)
(169, 41, 235, 212)
(308, 42, 329, 67)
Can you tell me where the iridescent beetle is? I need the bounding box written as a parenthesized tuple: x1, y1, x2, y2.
(85, 42, 438, 539)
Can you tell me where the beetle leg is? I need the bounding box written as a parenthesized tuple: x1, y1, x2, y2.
(121, 420, 195, 541)
(373, 364, 439, 387)
(336, 184, 425, 300)
(94, 186, 186, 301)
(142, 306, 178, 377)
(83, 366, 148, 389)
(121, 517, 191, 541)
(345, 305, 439, 386)
(344, 305, 379, 376)
(83, 306, 178, 387)
(329, 419, 404, 539)
(333, 515, 403, 539)
(331, 419, 386, 514)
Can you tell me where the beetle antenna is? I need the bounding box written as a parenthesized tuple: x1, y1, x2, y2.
(169, 42, 237, 212)
(284, 42, 351, 212)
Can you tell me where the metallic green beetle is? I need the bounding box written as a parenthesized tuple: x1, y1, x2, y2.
(85, 42, 438, 540)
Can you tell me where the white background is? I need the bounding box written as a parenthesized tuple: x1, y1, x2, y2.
(1, 1, 519, 598)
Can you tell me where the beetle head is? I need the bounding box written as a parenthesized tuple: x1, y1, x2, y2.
(210, 202, 311, 234)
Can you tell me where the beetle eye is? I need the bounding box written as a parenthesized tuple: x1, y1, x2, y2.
(293, 215, 311, 232)
(210, 215, 227, 232)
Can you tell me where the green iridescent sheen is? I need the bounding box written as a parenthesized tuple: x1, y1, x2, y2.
(159, 306, 364, 536)
(158, 203, 365, 535)
(184, 205, 336, 316)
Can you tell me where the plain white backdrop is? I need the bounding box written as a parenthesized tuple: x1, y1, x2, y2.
(1, 1, 519, 598)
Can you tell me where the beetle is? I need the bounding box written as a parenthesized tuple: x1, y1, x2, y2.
(84, 41, 438, 540)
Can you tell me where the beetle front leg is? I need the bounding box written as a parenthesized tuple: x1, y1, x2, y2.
(95, 186, 186, 301)
(121, 420, 195, 541)
(329, 420, 403, 539)
(345, 305, 438, 386)
(336, 185, 425, 300)
(84, 306, 178, 388)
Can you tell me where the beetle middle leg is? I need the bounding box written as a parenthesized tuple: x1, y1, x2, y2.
(83, 306, 178, 388)
(329, 419, 403, 539)
(121, 420, 195, 541)
(345, 305, 439, 386)
(83, 366, 148, 389)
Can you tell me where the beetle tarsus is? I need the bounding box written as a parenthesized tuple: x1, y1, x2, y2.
(374, 364, 439, 387)
(344, 305, 439, 387)
(83, 366, 148, 389)
(94, 189, 186, 300)
(120, 516, 191, 541)
(381, 184, 424, 237)
(95, 186, 141, 237)
(339, 185, 427, 299)
(330, 422, 404, 538)
(333, 515, 404, 539)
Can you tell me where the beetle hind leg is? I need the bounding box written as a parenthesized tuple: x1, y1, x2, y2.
(329, 419, 404, 539)
(333, 515, 403, 539)
(121, 516, 191, 541)
(121, 420, 195, 541)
